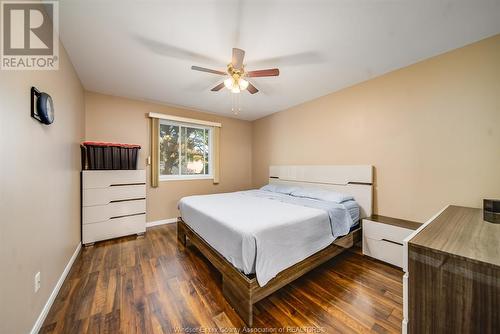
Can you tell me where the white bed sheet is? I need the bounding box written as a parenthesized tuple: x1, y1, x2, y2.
(178, 190, 356, 286)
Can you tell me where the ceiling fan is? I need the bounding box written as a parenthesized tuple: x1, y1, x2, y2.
(191, 48, 279, 95)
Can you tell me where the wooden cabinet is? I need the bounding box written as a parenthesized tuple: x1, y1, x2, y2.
(403, 206, 500, 333)
(362, 215, 421, 268)
(82, 170, 146, 245)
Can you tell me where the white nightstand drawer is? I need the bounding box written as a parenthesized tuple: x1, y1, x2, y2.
(363, 219, 413, 244)
(362, 217, 418, 268)
(363, 236, 404, 267)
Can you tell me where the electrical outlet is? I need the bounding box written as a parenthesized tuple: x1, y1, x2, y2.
(34, 272, 41, 293)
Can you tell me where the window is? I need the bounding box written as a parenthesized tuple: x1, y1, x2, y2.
(159, 120, 212, 180)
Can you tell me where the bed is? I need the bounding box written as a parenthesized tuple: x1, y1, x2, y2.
(177, 165, 373, 326)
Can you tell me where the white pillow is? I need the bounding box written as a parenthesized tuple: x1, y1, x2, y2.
(260, 184, 299, 195)
(290, 187, 354, 203)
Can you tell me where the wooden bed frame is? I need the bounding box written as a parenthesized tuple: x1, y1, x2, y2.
(177, 219, 361, 326)
(177, 165, 373, 326)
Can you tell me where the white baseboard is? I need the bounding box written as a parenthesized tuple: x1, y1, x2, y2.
(146, 217, 177, 228)
(31, 242, 81, 334)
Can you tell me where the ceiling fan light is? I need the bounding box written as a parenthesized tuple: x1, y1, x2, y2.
(224, 78, 234, 89)
(231, 86, 240, 94)
(238, 78, 249, 90)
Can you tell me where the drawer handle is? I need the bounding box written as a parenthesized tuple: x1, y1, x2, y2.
(110, 183, 146, 187)
(109, 212, 146, 220)
(381, 238, 403, 246)
(110, 197, 146, 203)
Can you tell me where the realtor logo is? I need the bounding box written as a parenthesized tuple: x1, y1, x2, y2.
(1, 1, 59, 70)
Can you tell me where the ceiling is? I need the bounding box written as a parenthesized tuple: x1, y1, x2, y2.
(58, 0, 500, 121)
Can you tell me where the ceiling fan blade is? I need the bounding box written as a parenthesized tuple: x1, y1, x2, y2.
(232, 48, 245, 69)
(211, 82, 225, 92)
(249, 51, 324, 67)
(134, 36, 221, 65)
(191, 66, 226, 76)
(246, 68, 280, 77)
(247, 82, 259, 94)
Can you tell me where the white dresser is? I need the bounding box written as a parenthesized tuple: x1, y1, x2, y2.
(82, 170, 146, 245)
(362, 215, 421, 268)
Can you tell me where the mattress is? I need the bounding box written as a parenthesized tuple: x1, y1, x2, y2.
(178, 190, 358, 286)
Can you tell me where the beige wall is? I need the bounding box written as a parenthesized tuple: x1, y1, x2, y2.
(252, 35, 500, 222)
(0, 48, 85, 332)
(84, 92, 253, 221)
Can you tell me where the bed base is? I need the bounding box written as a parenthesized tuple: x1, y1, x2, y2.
(177, 218, 361, 326)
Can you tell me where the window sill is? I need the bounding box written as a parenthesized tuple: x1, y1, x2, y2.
(160, 175, 214, 181)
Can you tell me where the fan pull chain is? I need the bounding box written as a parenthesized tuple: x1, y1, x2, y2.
(231, 93, 241, 115)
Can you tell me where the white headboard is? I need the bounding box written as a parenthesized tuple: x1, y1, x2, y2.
(269, 165, 373, 218)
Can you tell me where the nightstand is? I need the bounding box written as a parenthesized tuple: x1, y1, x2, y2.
(362, 215, 421, 268)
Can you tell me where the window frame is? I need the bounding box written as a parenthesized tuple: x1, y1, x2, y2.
(158, 119, 214, 181)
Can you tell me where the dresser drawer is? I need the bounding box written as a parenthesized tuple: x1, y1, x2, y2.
(83, 184, 145, 206)
(363, 219, 414, 244)
(82, 214, 146, 244)
(83, 199, 146, 224)
(83, 170, 146, 189)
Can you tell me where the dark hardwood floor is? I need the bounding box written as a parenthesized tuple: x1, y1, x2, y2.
(40, 223, 403, 333)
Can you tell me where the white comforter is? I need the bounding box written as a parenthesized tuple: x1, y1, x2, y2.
(178, 190, 356, 286)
